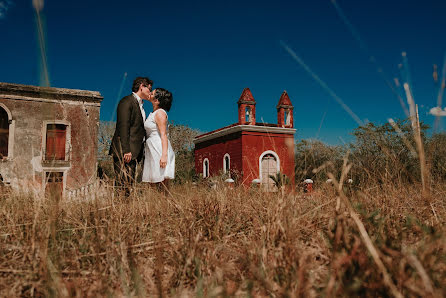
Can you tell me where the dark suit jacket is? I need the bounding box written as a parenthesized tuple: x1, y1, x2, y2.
(109, 94, 146, 161)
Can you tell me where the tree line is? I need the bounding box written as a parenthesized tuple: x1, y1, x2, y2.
(295, 119, 446, 187)
(98, 119, 446, 187)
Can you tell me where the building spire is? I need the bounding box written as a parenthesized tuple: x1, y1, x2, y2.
(238, 88, 256, 125)
(277, 91, 294, 128)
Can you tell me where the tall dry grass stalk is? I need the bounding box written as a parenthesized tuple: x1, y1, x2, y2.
(403, 83, 430, 196)
(0, 178, 445, 297)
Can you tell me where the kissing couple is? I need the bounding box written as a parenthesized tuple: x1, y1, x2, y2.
(109, 77, 175, 196)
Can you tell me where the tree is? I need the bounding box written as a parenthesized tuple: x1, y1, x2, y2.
(295, 139, 345, 183)
(97, 121, 116, 178)
(350, 119, 429, 185)
(426, 132, 446, 181)
(168, 124, 201, 184)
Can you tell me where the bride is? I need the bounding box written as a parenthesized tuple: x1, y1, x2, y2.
(142, 88, 175, 188)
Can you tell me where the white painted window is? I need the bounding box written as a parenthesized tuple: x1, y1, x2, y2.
(223, 153, 230, 173)
(203, 158, 209, 178)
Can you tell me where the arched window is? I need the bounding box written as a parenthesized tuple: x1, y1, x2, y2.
(245, 107, 252, 123)
(284, 109, 288, 125)
(0, 105, 10, 159)
(203, 158, 209, 178)
(223, 153, 230, 174)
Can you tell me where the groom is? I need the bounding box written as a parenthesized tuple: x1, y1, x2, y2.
(109, 77, 153, 196)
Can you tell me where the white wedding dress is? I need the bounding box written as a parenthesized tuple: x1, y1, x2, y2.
(142, 109, 175, 183)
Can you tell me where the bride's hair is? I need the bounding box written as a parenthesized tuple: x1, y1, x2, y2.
(154, 88, 173, 112)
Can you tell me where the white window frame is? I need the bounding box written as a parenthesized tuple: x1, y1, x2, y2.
(223, 153, 230, 173)
(258, 150, 280, 182)
(203, 158, 210, 178)
(42, 120, 71, 162)
(0, 103, 15, 160)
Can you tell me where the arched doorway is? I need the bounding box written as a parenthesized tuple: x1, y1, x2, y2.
(0, 106, 9, 158)
(259, 151, 280, 191)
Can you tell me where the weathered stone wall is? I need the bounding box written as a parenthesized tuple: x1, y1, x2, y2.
(65, 101, 101, 190)
(0, 83, 102, 195)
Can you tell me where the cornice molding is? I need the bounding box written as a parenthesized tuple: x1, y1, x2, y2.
(0, 82, 103, 103)
(194, 125, 295, 144)
(238, 100, 256, 105)
(0, 94, 101, 107)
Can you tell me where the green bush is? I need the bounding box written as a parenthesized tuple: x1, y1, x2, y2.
(350, 119, 428, 185)
(295, 139, 346, 184)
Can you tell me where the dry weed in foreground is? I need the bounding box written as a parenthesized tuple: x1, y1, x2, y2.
(0, 182, 445, 297)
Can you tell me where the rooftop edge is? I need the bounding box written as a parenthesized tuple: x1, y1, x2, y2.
(0, 82, 103, 103)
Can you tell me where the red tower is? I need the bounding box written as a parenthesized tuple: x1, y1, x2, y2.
(194, 89, 296, 190)
(237, 88, 256, 125)
(277, 91, 294, 128)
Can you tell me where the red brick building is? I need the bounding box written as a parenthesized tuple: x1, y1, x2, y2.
(0, 82, 103, 197)
(194, 88, 296, 190)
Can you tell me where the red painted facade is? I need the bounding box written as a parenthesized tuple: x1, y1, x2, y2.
(194, 88, 296, 187)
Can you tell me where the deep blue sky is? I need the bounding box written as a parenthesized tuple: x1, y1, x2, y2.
(1, 0, 445, 144)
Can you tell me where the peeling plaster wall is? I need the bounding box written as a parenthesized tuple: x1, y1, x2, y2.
(65, 103, 100, 190)
(0, 83, 102, 194)
(0, 97, 46, 189)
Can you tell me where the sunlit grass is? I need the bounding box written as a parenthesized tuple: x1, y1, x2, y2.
(0, 178, 444, 296)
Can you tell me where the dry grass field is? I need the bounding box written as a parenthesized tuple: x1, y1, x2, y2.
(0, 178, 445, 297)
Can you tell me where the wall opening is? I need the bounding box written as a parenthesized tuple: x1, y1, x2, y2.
(0, 106, 9, 158)
(245, 106, 251, 123)
(45, 124, 67, 161)
(45, 171, 64, 198)
(203, 158, 209, 178)
(285, 109, 291, 126)
(223, 154, 230, 174)
(261, 154, 277, 191)
(259, 151, 280, 192)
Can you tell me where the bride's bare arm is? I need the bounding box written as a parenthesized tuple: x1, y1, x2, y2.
(155, 110, 168, 168)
